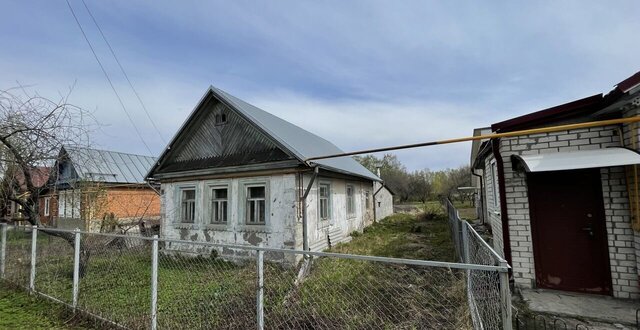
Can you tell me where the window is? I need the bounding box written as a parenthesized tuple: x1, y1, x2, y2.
(365, 190, 371, 210)
(210, 187, 228, 223)
(44, 197, 51, 216)
(490, 161, 499, 207)
(214, 113, 227, 125)
(246, 186, 266, 225)
(180, 188, 196, 223)
(319, 183, 331, 220)
(346, 184, 355, 217)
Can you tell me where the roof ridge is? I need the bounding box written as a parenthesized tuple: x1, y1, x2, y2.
(64, 145, 155, 159)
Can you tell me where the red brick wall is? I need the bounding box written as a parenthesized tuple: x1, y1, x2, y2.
(38, 193, 58, 225)
(103, 187, 160, 219)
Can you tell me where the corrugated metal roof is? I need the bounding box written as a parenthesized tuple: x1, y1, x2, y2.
(64, 146, 156, 184)
(210, 87, 380, 181)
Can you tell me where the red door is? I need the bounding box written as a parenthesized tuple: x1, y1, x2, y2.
(527, 169, 612, 295)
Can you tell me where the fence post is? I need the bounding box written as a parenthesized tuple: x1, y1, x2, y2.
(461, 221, 470, 263)
(256, 248, 264, 330)
(150, 235, 159, 330)
(499, 260, 513, 330)
(0, 223, 6, 279)
(72, 229, 81, 309)
(29, 225, 37, 292)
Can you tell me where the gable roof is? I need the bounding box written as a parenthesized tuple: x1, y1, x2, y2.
(148, 86, 380, 181)
(62, 146, 156, 184)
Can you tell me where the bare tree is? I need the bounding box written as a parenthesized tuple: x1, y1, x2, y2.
(0, 86, 94, 274)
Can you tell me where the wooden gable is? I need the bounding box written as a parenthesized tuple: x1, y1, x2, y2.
(154, 95, 296, 174)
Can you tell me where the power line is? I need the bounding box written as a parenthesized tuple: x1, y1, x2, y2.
(64, 0, 154, 155)
(80, 0, 166, 144)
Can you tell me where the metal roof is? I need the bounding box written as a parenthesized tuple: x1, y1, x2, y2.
(511, 147, 640, 172)
(211, 87, 379, 181)
(64, 146, 156, 184)
(149, 87, 380, 181)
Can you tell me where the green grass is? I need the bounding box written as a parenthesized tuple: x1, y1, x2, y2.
(0, 283, 87, 329)
(2, 210, 470, 329)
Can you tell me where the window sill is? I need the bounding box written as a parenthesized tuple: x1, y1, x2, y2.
(173, 223, 198, 230)
(203, 224, 231, 231)
(236, 225, 271, 233)
(318, 220, 331, 229)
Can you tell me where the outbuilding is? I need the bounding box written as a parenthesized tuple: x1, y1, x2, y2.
(472, 71, 640, 299)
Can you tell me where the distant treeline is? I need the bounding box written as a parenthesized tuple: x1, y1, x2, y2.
(355, 154, 472, 203)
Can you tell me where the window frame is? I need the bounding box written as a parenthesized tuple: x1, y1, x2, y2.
(177, 185, 197, 224)
(346, 184, 356, 218)
(318, 182, 332, 221)
(44, 197, 51, 216)
(240, 179, 270, 227)
(207, 183, 230, 225)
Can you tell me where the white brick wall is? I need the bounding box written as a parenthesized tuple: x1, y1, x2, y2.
(485, 123, 640, 298)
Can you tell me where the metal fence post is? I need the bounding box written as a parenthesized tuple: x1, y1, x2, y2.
(461, 221, 470, 264)
(0, 223, 6, 279)
(256, 249, 264, 330)
(29, 225, 37, 292)
(72, 229, 81, 309)
(499, 260, 513, 330)
(150, 235, 159, 330)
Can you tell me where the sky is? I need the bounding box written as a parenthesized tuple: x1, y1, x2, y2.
(1, 1, 639, 171)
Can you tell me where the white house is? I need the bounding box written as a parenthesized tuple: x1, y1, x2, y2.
(146, 86, 394, 262)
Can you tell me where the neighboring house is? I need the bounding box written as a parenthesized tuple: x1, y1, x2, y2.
(0, 166, 50, 224)
(146, 86, 394, 261)
(472, 71, 640, 300)
(51, 146, 161, 232)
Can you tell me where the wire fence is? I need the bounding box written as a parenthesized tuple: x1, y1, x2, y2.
(0, 223, 511, 329)
(446, 199, 512, 330)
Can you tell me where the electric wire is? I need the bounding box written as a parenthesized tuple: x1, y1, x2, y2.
(64, 0, 154, 155)
(80, 0, 166, 144)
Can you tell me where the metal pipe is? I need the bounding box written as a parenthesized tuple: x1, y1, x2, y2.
(471, 170, 484, 225)
(372, 183, 386, 223)
(305, 116, 640, 161)
(256, 249, 264, 330)
(492, 138, 514, 274)
(72, 229, 81, 310)
(29, 225, 37, 292)
(301, 167, 319, 251)
(150, 235, 159, 330)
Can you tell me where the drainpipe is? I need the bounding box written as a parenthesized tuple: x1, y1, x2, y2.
(372, 182, 386, 223)
(301, 166, 319, 252)
(491, 138, 513, 273)
(471, 170, 484, 225)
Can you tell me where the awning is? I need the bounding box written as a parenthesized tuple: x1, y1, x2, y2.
(511, 147, 640, 172)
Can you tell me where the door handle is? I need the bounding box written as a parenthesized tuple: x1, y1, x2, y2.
(581, 227, 594, 237)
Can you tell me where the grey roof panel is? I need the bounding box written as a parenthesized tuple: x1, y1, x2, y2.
(211, 87, 380, 181)
(65, 146, 156, 184)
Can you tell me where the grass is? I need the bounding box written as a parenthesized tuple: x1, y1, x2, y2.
(2, 208, 470, 329)
(0, 283, 87, 329)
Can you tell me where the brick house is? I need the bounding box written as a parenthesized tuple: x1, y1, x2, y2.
(0, 166, 50, 224)
(146, 86, 394, 261)
(51, 146, 161, 232)
(472, 71, 640, 299)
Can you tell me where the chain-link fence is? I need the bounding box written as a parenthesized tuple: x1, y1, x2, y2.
(0, 223, 511, 329)
(446, 199, 512, 330)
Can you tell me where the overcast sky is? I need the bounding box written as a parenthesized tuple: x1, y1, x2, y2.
(1, 1, 639, 171)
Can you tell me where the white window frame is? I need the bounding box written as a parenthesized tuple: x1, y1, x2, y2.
(44, 197, 51, 216)
(490, 160, 499, 207)
(318, 182, 331, 221)
(346, 184, 356, 218)
(208, 184, 230, 224)
(241, 179, 269, 226)
(177, 186, 197, 224)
